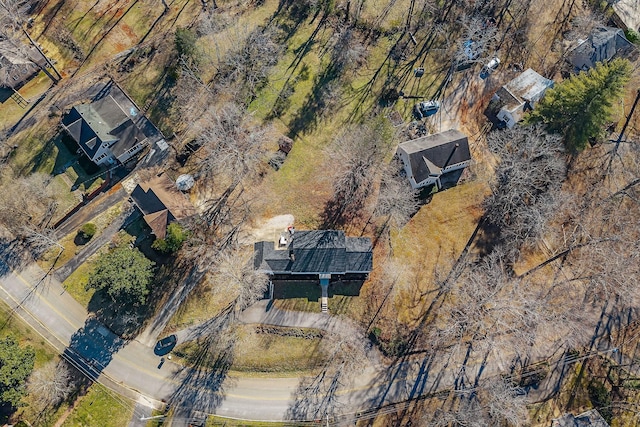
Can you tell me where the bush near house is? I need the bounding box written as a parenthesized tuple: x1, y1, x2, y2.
(78, 223, 97, 240)
(151, 223, 189, 254)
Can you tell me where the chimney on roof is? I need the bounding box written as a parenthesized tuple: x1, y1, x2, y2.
(442, 143, 459, 170)
(289, 235, 295, 262)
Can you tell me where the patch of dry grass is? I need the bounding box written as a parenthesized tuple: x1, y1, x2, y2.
(232, 324, 326, 373)
(391, 180, 489, 324)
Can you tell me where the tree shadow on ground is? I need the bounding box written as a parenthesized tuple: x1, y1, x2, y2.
(64, 317, 126, 381)
(87, 288, 152, 340)
(168, 311, 236, 421)
(0, 236, 31, 278)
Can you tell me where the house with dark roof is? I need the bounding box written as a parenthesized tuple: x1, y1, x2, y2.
(568, 26, 636, 72)
(0, 39, 45, 89)
(552, 409, 610, 427)
(61, 81, 164, 167)
(492, 68, 554, 128)
(396, 129, 471, 190)
(254, 230, 373, 312)
(129, 174, 196, 239)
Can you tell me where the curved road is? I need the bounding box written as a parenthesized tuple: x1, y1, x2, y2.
(3, 255, 553, 425)
(0, 259, 440, 423)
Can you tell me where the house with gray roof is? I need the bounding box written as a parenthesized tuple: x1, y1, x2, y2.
(0, 39, 45, 89)
(552, 409, 610, 427)
(568, 26, 636, 72)
(61, 81, 164, 167)
(492, 68, 554, 128)
(396, 129, 471, 190)
(254, 229, 373, 312)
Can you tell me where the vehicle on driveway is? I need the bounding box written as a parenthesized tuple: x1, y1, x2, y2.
(413, 100, 440, 119)
(480, 57, 500, 79)
(154, 334, 177, 356)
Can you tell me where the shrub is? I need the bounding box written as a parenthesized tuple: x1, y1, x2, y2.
(151, 223, 189, 254)
(625, 28, 640, 44)
(79, 223, 97, 240)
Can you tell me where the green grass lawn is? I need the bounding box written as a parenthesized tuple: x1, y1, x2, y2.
(61, 383, 134, 427)
(173, 324, 326, 374)
(0, 74, 52, 129)
(61, 254, 99, 309)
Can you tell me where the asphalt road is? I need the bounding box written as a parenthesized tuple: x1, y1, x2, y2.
(0, 260, 397, 421)
(0, 257, 554, 423)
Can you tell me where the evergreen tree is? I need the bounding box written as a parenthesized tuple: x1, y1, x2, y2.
(0, 336, 35, 410)
(528, 58, 631, 152)
(86, 247, 155, 305)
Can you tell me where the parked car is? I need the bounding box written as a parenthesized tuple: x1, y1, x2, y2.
(480, 57, 500, 79)
(414, 100, 440, 119)
(154, 334, 177, 356)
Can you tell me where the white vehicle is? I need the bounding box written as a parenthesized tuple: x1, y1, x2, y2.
(414, 100, 440, 119)
(480, 57, 500, 79)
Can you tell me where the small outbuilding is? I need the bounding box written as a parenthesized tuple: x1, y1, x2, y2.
(567, 26, 636, 72)
(492, 68, 554, 129)
(396, 129, 471, 190)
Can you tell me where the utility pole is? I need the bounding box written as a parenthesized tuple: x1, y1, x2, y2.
(607, 89, 640, 174)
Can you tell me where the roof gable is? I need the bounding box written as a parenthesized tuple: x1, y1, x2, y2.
(569, 27, 636, 70)
(254, 230, 373, 275)
(398, 129, 471, 184)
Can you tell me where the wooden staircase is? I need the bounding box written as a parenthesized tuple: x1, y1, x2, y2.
(319, 274, 330, 313)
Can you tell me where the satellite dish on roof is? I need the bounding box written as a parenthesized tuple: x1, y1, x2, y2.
(176, 174, 195, 191)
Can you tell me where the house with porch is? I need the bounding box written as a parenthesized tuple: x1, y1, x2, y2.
(61, 81, 165, 167)
(492, 68, 554, 129)
(254, 229, 373, 312)
(396, 129, 471, 191)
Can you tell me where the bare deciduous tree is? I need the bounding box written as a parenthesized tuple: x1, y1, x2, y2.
(374, 162, 420, 230)
(322, 119, 394, 227)
(215, 25, 284, 102)
(0, 171, 58, 234)
(207, 243, 269, 316)
(484, 125, 566, 261)
(27, 360, 73, 411)
(194, 102, 272, 185)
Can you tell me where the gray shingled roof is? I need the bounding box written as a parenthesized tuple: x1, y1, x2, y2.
(0, 39, 45, 88)
(569, 27, 636, 71)
(61, 82, 163, 164)
(552, 409, 610, 427)
(254, 230, 373, 275)
(397, 129, 471, 184)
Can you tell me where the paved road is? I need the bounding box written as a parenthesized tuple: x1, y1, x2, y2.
(3, 255, 601, 424)
(0, 260, 398, 421)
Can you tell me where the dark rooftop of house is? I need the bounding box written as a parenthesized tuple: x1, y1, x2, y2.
(0, 39, 45, 88)
(61, 81, 165, 162)
(552, 409, 610, 427)
(569, 26, 636, 71)
(397, 129, 471, 184)
(130, 174, 196, 239)
(254, 230, 373, 275)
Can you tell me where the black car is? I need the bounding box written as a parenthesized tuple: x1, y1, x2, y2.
(154, 334, 177, 356)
